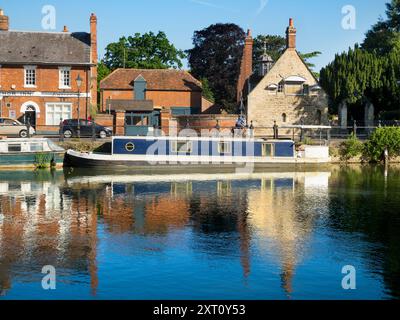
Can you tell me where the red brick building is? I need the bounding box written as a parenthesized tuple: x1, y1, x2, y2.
(0, 9, 98, 133)
(100, 68, 205, 135)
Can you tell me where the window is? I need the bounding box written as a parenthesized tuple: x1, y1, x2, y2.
(8, 144, 21, 152)
(316, 110, 322, 125)
(125, 142, 135, 152)
(285, 83, 303, 95)
(262, 143, 274, 157)
(278, 82, 284, 93)
(282, 113, 287, 123)
(59, 67, 71, 88)
(218, 142, 231, 154)
(30, 143, 44, 152)
(46, 103, 72, 125)
(24, 66, 36, 87)
(171, 141, 192, 154)
(303, 84, 310, 95)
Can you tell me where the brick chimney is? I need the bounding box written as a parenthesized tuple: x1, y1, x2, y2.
(63, 25, 69, 32)
(237, 29, 253, 104)
(90, 13, 98, 108)
(286, 18, 296, 50)
(0, 9, 9, 31)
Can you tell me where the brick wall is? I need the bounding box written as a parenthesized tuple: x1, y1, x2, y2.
(0, 65, 91, 126)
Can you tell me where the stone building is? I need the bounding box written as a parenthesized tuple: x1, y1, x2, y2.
(238, 19, 329, 133)
(0, 9, 98, 133)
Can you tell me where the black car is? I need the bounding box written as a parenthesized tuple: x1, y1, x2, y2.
(61, 119, 113, 139)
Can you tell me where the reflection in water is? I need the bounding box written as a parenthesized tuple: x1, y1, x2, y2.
(0, 167, 399, 299)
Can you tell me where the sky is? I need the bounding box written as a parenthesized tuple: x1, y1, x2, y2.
(0, 0, 389, 72)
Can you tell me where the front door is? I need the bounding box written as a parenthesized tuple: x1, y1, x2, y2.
(24, 106, 36, 128)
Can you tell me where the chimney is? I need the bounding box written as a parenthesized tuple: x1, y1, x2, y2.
(286, 18, 296, 50)
(63, 25, 68, 32)
(236, 29, 254, 104)
(90, 13, 98, 64)
(90, 13, 98, 108)
(0, 9, 9, 31)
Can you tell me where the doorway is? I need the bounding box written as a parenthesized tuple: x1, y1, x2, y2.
(24, 106, 36, 128)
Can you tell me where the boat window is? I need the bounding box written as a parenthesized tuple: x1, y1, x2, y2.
(218, 142, 232, 154)
(125, 142, 135, 152)
(262, 143, 274, 157)
(171, 141, 192, 154)
(30, 143, 44, 152)
(8, 144, 22, 152)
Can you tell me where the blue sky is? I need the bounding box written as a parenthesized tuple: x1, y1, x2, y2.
(1, 0, 389, 71)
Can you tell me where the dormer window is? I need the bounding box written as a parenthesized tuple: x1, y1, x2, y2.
(24, 66, 36, 87)
(283, 75, 307, 96)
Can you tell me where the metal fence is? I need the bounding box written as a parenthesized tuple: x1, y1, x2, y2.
(6, 119, 400, 144)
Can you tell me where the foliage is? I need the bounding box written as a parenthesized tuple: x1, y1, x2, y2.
(200, 78, 215, 102)
(34, 153, 51, 169)
(252, 34, 321, 77)
(98, 62, 111, 83)
(319, 45, 400, 114)
(187, 23, 245, 113)
(365, 127, 400, 162)
(340, 133, 365, 161)
(103, 31, 186, 70)
(362, 0, 400, 54)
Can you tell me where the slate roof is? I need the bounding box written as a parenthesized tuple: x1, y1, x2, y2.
(0, 31, 92, 65)
(100, 69, 202, 92)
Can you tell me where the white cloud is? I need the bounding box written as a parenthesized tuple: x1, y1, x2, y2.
(256, 0, 269, 16)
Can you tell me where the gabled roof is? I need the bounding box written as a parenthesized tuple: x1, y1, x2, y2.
(0, 30, 91, 65)
(100, 69, 202, 92)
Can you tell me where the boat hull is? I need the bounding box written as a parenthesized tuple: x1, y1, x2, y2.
(64, 150, 330, 170)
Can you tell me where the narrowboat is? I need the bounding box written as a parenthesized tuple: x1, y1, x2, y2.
(65, 136, 330, 169)
(0, 138, 65, 169)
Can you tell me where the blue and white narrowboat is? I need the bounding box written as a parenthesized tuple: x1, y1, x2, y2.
(65, 136, 330, 169)
(0, 138, 65, 169)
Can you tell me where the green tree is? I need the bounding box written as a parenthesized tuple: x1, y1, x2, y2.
(103, 31, 186, 70)
(362, 0, 400, 54)
(187, 23, 245, 113)
(200, 78, 215, 102)
(253, 35, 321, 77)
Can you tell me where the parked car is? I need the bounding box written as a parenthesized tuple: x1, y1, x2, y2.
(61, 119, 113, 139)
(0, 118, 36, 138)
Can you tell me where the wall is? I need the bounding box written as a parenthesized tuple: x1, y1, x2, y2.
(248, 49, 329, 133)
(0, 65, 91, 128)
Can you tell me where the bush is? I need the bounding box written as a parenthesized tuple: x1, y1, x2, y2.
(340, 133, 364, 161)
(365, 127, 400, 162)
(34, 153, 51, 169)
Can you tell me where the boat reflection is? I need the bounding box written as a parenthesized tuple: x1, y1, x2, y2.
(0, 169, 330, 297)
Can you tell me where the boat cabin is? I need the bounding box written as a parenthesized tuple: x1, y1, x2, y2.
(0, 138, 64, 154)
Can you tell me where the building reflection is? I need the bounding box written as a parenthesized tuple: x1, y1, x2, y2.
(0, 170, 330, 297)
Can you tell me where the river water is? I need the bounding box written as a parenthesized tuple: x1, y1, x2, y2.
(0, 166, 399, 300)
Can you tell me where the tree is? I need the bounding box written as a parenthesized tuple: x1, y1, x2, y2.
(200, 78, 215, 102)
(362, 0, 400, 54)
(253, 34, 321, 77)
(187, 23, 245, 113)
(103, 31, 186, 70)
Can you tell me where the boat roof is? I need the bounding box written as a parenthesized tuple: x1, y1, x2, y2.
(112, 136, 294, 143)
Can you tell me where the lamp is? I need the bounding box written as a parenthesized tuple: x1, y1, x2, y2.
(76, 74, 83, 138)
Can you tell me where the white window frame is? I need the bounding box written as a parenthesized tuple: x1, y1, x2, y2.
(171, 141, 193, 154)
(262, 143, 275, 157)
(59, 67, 71, 89)
(45, 102, 73, 126)
(218, 142, 232, 155)
(24, 65, 37, 88)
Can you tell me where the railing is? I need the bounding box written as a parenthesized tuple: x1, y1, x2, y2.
(2, 120, 398, 143)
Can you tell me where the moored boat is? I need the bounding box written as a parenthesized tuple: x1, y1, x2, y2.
(65, 136, 330, 169)
(0, 138, 65, 169)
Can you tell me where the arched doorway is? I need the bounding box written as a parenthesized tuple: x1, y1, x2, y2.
(25, 106, 36, 128)
(20, 101, 40, 128)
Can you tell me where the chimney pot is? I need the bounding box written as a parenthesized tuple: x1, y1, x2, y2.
(289, 18, 294, 27)
(63, 25, 68, 32)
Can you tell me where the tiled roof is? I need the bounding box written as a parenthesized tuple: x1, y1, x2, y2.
(100, 69, 202, 92)
(0, 31, 91, 65)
